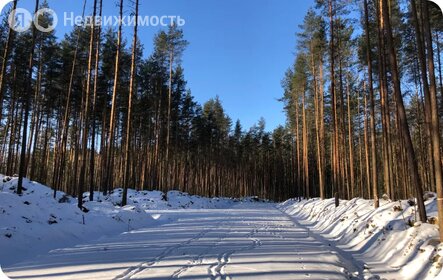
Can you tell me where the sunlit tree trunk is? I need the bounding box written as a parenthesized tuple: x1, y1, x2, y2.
(329, 0, 339, 206)
(105, 0, 124, 193)
(364, 0, 379, 208)
(78, 0, 98, 209)
(17, 0, 40, 195)
(380, 0, 427, 221)
(89, 0, 103, 201)
(122, 0, 139, 206)
(422, 0, 443, 239)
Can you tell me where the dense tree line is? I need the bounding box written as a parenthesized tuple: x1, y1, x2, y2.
(0, 0, 297, 205)
(282, 0, 443, 238)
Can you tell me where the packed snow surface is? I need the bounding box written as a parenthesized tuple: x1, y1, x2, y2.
(0, 175, 265, 269)
(1, 174, 443, 279)
(280, 196, 443, 280)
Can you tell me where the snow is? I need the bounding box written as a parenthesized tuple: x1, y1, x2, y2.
(0, 175, 263, 268)
(280, 196, 443, 280)
(0, 175, 156, 267)
(1, 174, 443, 279)
(3, 206, 356, 279)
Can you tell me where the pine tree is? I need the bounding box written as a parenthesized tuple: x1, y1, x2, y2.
(122, 0, 139, 206)
(17, 0, 40, 195)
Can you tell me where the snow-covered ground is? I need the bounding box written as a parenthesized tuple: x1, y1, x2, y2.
(1, 174, 443, 279)
(280, 196, 443, 280)
(4, 206, 358, 280)
(0, 175, 260, 268)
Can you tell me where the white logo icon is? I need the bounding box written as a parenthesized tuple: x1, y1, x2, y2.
(7, 7, 58, 33)
(34, 8, 58, 33)
(8, 8, 32, 33)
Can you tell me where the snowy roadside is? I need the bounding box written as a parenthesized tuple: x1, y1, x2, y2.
(4, 205, 362, 280)
(4, 172, 443, 280)
(279, 196, 443, 280)
(0, 175, 263, 268)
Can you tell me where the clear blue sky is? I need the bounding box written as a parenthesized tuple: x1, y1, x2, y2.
(6, 0, 315, 131)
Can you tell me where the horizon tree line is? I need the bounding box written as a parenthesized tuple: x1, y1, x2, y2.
(0, 0, 297, 206)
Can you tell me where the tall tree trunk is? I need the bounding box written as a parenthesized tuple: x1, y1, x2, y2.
(122, 0, 139, 206)
(302, 86, 309, 198)
(27, 46, 43, 178)
(319, 58, 326, 199)
(363, 85, 371, 199)
(422, 0, 443, 239)
(376, 0, 392, 200)
(294, 89, 301, 198)
(364, 0, 379, 208)
(78, 0, 98, 209)
(105, 0, 124, 192)
(411, 0, 434, 194)
(89, 0, 103, 201)
(329, 0, 339, 206)
(17, 0, 40, 195)
(381, 0, 427, 221)
(436, 31, 443, 101)
(166, 50, 174, 162)
(346, 75, 355, 198)
(311, 47, 324, 199)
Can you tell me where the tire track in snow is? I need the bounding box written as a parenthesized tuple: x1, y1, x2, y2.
(208, 226, 263, 280)
(112, 228, 213, 280)
(170, 223, 233, 279)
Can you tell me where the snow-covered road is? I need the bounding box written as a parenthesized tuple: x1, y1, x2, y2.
(5, 204, 359, 280)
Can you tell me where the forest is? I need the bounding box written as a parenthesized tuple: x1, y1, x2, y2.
(0, 0, 443, 228)
(281, 0, 443, 229)
(0, 0, 297, 209)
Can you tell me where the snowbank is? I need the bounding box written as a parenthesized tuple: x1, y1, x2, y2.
(96, 188, 265, 210)
(0, 175, 264, 267)
(0, 175, 159, 267)
(280, 196, 443, 280)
